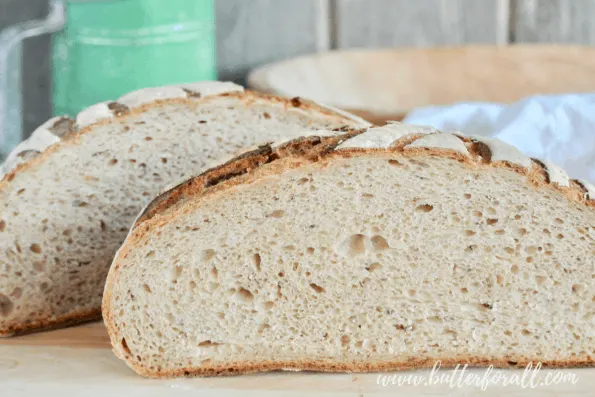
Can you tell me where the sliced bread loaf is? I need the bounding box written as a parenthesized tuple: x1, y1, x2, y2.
(0, 82, 370, 336)
(103, 123, 595, 377)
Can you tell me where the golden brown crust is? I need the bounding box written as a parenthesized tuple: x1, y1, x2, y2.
(133, 128, 594, 232)
(129, 355, 595, 378)
(0, 307, 101, 338)
(136, 128, 363, 224)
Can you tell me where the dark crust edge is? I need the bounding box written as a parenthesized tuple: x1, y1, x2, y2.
(129, 355, 595, 379)
(0, 307, 101, 337)
(135, 129, 594, 229)
(103, 130, 595, 377)
(136, 127, 361, 224)
(0, 91, 364, 337)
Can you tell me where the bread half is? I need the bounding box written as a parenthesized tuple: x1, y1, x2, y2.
(0, 82, 369, 336)
(103, 123, 595, 377)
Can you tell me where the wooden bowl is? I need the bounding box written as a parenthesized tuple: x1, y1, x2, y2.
(248, 45, 595, 124)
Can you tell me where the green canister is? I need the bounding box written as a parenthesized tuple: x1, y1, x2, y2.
(52, 0, 216, 116)
(0, 0, 216, 157)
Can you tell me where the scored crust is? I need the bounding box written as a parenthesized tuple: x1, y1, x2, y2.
(1, 84, 368, 186)
(0, 82, 370, 336)
(135, 123, 594, 229)
(103, 123, 595, 377)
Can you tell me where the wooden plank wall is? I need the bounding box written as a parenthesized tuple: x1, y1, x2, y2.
(513, 0, 595, 43)
(334, 0, 509, 47)
(3, 0, 595, 137)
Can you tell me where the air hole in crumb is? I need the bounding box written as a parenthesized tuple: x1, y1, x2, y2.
(371, 235, 390, 250)
(297, 177, 309, 185)
(464, 245, 478, 253)
(310, 283, 325, 293)
(252, 253, 261, 271)
(572, 284, 583, 294)
(145, 250, 155, 258)
(171, 265, 182, 281)
(535, 276, 546, 285)
(341, 335, 350, 346)
(408, 289, 416, 297)
(210, 266, 218, 279)
(270, 210, 285, 218)
(161, 158, 168, 164)
(33, 262, 44, 272)
(338, 234, 366, 257)
(555, 218, 564, 224)
(258, 323, 270, 333)
(0, 221, 5, 232)
(108, 159, 118, 165)
(306, 247, 315, 255)
(464, 193, 471, 199)
(30, 244, 41, 254)
(201, 249, 216, 262)
(519, 228, 528, 236)
(511, 265, 519, 274)
(198, 340, 222, 347)
(121, 338, 131, 356)
(0, 294, 14, 317)
(388, 159, 404, 167)
(236, 287, 254, 302)
(461, 288, 469, 294)
(143, 284, 151, 293)
(496, 275, 504, 285)
(521, 329, 532, 336)
(486, 218, 498, 225)
(473, 211, 483, 217)
(415, 204, 433, 213)
(10, 287, 22, 299)
(366, 262, 382, 272)
(465, 230, 476, 236)
(556, 233, 564, 239)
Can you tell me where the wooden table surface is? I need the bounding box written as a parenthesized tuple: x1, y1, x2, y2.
(0, 321, 592, 396)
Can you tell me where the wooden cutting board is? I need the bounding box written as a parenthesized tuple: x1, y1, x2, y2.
(0, 322, 592, 396)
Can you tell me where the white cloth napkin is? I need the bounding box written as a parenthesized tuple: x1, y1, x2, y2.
(404, 94, 595, 183)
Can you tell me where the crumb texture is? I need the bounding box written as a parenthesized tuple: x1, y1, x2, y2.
(106, 154, 595, 376)
(0, 93, 361, 335)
